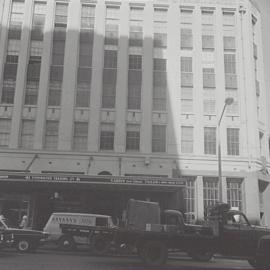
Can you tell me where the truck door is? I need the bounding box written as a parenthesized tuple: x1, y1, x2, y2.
(220, 213, 254, 257)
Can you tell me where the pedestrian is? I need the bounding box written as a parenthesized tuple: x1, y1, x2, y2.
(19, 215, 28, 229)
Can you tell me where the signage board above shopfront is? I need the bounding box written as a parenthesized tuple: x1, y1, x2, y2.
(0, 173, 186, 187)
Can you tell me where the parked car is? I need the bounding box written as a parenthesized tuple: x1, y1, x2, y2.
(0, 215, 48, 252)
(43, 212, 115, 251)
(0, 231, 14, 249)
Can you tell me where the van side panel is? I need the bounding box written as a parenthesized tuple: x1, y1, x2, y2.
(43, 213, 97, 243)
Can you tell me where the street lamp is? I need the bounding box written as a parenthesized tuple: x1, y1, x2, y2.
(218, 97, 234, 202)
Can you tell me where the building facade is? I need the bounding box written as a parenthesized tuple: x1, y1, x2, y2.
(0, 0, 269, 228)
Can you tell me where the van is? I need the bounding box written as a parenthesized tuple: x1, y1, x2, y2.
(43, 213, 115, 250)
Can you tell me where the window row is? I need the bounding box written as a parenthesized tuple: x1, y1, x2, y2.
(0, 119, 240, 156)
(184, 177, 243, 223)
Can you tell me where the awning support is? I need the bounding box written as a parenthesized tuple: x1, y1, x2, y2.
(25, 154, 39, 171)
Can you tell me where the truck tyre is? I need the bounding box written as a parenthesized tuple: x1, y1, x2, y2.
(189, 251, 213, 262)
(91, 235, 110, 255)
(16, 239, 32, 252)
(58, 235, 76, 251)
(141, 240, 168, 266)
(248, 259, 270, 269)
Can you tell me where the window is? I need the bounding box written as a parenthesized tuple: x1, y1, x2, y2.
(73, 122, 88, 151)
(152, 125, 166, 152)
(106, 5, 120, 19)
(55, 3, 68, 28)
(31, 1, 46, 40)
(126, 124, 140, 151)
(181, 87, 193, 113)
(223, 11, 235, 26)
(204, 127, 216, 155)
(129, 55, 142, 70)
(153, 59, 167, 111)
(181, 57, 193, 87)
(128, 57, 142, 110)
(184, 177, 195, 224)
(79, 39, 93, 67)
(224, 54, 236, 74)
(181, 126, 193, 153)
(51, 39, 65, 66)
(203, 88, 216, 115)
(153, 22, 167, 48)
(130, 6, 143, 21)
(181, 28, 192, 49)
(227, 178, 243, 210)
(1, 39, 20, 104)
(202, 35, 214, 50)
(180, 9, 193, 24)
(9, 0, 25, 31)
(44, 121, 59, 150)
(100, 123, 114, 150)
(153, 8, 167, 22)
(81, 4, 95, 30)
(25, 81, 39, 105)
(104, 50, 117, 68)
(105, 23, 118, 46)
(25, 40, 42, 105)
(203, 68, 215, 88)
(76, 82, 90, 107)
(102, 51, 117, 108)
(201, 10, 214, 25)
(48, 81, 62, 106)
(20, 120, 35, 149)
(224, 36, 236, 51)
(227, 128, 239, 156)
(203, 177, 219, 209)
(225, 89, 238, 115)
(129, 23, 143, 47)
(0, 119, 11, 147)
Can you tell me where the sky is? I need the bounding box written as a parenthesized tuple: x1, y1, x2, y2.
(255, 0, 270, 126)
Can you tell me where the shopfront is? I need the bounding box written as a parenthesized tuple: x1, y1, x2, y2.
(0, 173, 186, 230)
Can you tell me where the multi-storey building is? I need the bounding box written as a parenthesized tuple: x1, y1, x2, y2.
(0, 0, 269, 229)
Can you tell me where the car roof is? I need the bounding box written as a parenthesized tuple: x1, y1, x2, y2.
(51, 213, 112, 218)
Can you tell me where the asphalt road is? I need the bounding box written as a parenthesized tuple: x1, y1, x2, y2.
(0, 249, 254, 270)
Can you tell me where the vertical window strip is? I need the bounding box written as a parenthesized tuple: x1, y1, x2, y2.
(203, 177, 219, 210)
(181, 126, 193, 153)
(152, 125, 166, 152)
(126, 124, 140, 151)
(227, 128, 240, 156)
(44, 120, 59, 150)
(73, 122, 88, 151)
(20, 120, 35, 149)
(227, 178, 243, 210)
(204, 127, 216, 154)
(0, 119, 11, 147)
(184, 177, 195, 223)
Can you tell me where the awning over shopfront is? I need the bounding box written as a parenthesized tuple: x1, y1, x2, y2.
(0, 173, 186, 192)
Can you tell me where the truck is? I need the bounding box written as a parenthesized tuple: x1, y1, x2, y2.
(59, 199, 270, 268)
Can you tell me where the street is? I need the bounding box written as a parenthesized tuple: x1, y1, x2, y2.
(0, 249, 253, 270)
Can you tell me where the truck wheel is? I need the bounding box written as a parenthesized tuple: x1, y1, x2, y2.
(91, 235, 110, 255)
(58, 235, 76, 251)
(141, 241, 168, 266)
(248, 259, 270, 269)
(190, 251, 213, 262)
(16, 239, 32, 252)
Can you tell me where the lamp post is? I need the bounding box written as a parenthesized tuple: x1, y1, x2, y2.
(218, 97, 234, 202)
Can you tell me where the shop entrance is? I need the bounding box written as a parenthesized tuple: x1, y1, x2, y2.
(33, 187, 184, 230)
(0, 193, 30, 227)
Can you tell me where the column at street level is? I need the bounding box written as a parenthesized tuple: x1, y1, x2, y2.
(34, 0, 55, 149)
(10, 0, 33, 148)
(58, 0, 80, 150)
(114, 2, 129, 153)
(196, 176, 204, 221)
(88, 1, 105, 152)
(140, 2, 153, 154)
